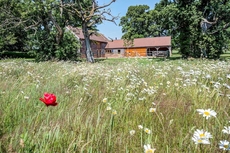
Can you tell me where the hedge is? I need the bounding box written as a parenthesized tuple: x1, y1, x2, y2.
(0, 51, 35, 59)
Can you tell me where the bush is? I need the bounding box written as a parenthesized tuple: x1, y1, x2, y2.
(55, 30, 81, 61)
(0, 51, 35, 59)
(28, 28, 81, 61)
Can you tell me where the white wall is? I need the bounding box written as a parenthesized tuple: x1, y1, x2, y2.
(112, 49, 125, 55)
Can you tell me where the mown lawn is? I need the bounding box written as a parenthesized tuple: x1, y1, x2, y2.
(1, 58, 230, 152)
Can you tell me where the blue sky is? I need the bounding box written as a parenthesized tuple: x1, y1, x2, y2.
(97, 0, 160, 40)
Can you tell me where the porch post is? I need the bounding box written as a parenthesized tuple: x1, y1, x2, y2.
(168, 47, 172, 57)
(156, 47, 159, 56)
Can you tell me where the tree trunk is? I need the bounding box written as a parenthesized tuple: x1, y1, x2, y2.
(82, 23, 95, 63)
(48, 12, 64, 45)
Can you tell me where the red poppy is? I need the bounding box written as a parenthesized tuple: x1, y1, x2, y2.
(39, 93, 58, 106)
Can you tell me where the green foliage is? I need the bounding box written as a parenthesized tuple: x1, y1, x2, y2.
(0, 51, 35, 59)
(0, 0, 27, 52)
(28, 29, 81, 61)
(28, 29, 57, 61)
(120, 0, 230, 59)
(119, 5, 152, 39)
(55, 30, 81, 61)
(0, 33, 17, 51)
(0, 0, 83, 61)
(0, 0, 116, 62)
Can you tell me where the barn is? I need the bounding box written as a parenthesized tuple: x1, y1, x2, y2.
(67, 26, 108, 58)
(105, 37, 171, 58)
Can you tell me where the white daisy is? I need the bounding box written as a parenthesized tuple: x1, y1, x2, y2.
(129, 130, 135, 136)
(227, 74, 230, 79)
(193, 129, 212, 139)
(112, 110, 117, 115)
(196, 109, 217, 119)
(205, 74, 211, 79)
(144, 128, 151, 134)
(106, 106, 112, 111)
(222, 126, 230, 134)
(138, 125, 143, 129)
(144, 144, 156, 153)
(149, 108, 156, 113)
(24, 96, 29, 100)
(102, 98, 107, 103)
(219, 140, 230, 150)
(192, 136, 210, 145)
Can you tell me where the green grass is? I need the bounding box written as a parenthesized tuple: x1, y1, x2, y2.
(1, 58, 230, 152)
(95, 52, 182, 64)
(220, 51, 230, 60)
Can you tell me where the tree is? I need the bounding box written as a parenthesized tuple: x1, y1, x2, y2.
(23, 0, 65, 60)
(198, 0, 230, 58)
(120, 0, 230, 59)
(63, 0, 117, 63)
(119, 3, 179, 50)
(0, 0, 117, 62)
(21, 0, 81, 61)
(170, 0, 230, 58)
(119, 5, 152, 40)
(0, 0, 27, 52)
(119, 3, 176, 40)
(0, 0, 82, 61)
(153, 3, 180, 49)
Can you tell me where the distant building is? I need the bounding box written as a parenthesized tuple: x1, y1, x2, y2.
(67, 26, 171, 58)
(67, 26, 108, 58)
(105, 37, 171, 58)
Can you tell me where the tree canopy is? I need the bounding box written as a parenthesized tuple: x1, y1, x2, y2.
(119, 0, 230, 59)
(0, 0, 117, 62)
(1, 0, 229, 60)
(120, 5, 152, 39)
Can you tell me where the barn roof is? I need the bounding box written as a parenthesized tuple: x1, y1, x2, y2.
(67, 26, 109, 43)
(105, 37, 171, 49)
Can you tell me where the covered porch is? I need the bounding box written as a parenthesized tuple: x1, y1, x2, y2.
(146, 47, 172, 57)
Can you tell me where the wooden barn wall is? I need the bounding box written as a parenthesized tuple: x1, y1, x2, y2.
(80, 40, 107, 58)
(125, 48, 147, 57)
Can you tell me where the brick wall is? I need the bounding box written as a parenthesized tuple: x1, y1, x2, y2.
(80, 40, 107, 58)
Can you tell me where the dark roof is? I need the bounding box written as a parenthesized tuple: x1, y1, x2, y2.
(105, 37, 171, 49)
(67, 26, 108, 42)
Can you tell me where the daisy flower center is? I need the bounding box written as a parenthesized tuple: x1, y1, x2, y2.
(199, 133, 205, 138)
(145, 149, 155, 153)
(204, 111, 210, 116)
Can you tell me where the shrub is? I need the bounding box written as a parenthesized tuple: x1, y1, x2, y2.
(28, 29, 81, 61)
(0, 51, 35, 59)
(55, 30, 81, 61)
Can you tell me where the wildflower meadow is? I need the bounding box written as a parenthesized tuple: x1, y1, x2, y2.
(1, 58, 230, 152)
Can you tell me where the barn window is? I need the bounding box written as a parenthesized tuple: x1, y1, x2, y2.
(106, 50, 112, 53)
(147, 50, 153, 56)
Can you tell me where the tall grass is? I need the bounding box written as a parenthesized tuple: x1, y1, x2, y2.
(1, 58, 230, 152)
